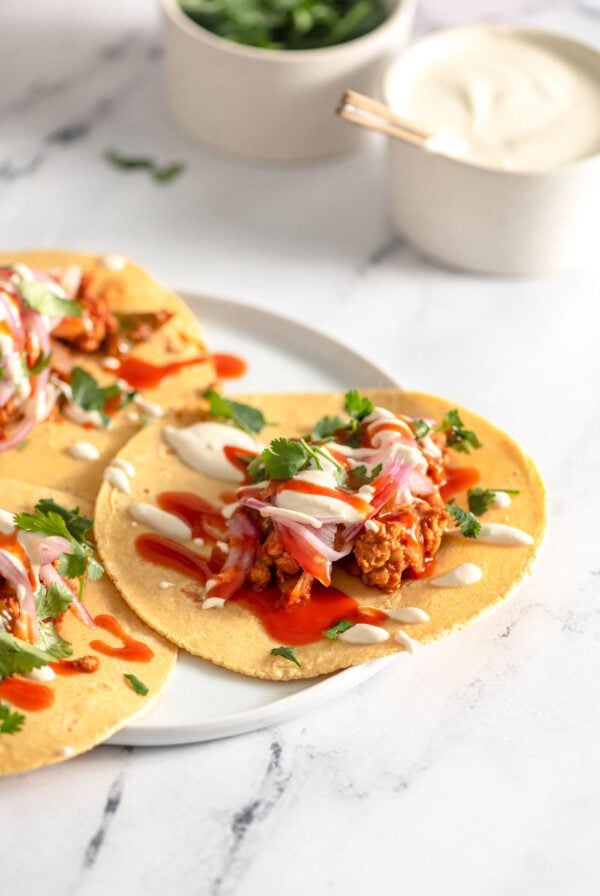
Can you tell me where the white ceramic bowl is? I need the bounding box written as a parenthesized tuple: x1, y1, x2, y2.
(381, 25, 600, 275)
(161, 0, 415, 161)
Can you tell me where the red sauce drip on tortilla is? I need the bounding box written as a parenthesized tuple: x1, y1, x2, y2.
(157, 491, 226, 541)
(440, 466, 480, 502)
(136, 533, 214, 584)
(90, 615, 154, 662)
(0, 677, 54, 711)
(213, 353, 247, 379)
(116, 355, 209, 390)
(223, 446, 256, 482)
(115, 352, 247, 390)
(232, 584, 387, 646)
(50, 659, 97, 676)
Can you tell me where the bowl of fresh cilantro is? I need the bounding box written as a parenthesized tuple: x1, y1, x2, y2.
(160, 0, 415, 160)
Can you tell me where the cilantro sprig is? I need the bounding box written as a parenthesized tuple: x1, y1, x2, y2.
(204, 390, 266, 435)
(15, 498, 103, 601)
(0, 632, 59, 680)
(0, 703, 25, 735)
(324, 620, 355, 639)
(248, 438, 345, 485)
(438, 410, 482, 455)
(70, 367, 136, 427)
(18, 280, 82, 318)
(36, 582, 74, 620)
(104, 149, 185, 184)
(413, 419, 431, 441)
(310, 390, 373, 445)
(468, 487, 520, 516)
(270, 645, 301, 667)
(310, 415, 345, 441)
(351, 463, 382, 487)
(25, 353, 51, 378)
(124, 673, 149, 696)
(446, 503, 481, 539)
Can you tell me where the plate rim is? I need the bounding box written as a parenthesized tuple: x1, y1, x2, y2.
(110, 290, 403, 746)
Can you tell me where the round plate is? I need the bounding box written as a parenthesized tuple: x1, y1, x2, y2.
(110, 293, 401, 746)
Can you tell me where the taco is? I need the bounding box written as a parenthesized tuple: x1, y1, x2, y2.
(94, 389, 546, 680)
(0, 250, 217, 502)
(0, 480, 176, 775)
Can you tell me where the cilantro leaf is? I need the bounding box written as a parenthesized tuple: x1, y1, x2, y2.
(204, 389, 266, 435)
(351, 463, 382, 486)
(36, 583, 73, 620)
(468, 487, 520, 516)
(0, 632, 56, 680)
(438, 409, 482, 454)
(446, 503, 481, 538)
(344, 390, 373, 422)
(18, 280, 82, 318)
(413, 419, 431, 441)
(36, 620, 73, 660)
(124, 673, 149, 696)
(258, 438, 312, 481)
(104, 149, 185, 184)
(270, 645, 301, 667)
(70, 367, 122, 427)
(311, 415, 345, 441)
(324, 620, 355, 639)
(25, 353, 51, 378)
(34, 498, 94, 543)
(0, 703, 25, 735)
(57, 545, 87, 580)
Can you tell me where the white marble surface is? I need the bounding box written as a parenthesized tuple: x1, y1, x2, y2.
(1, 1, 599, 893)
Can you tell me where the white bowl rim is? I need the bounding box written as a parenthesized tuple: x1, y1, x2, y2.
(161, 0, 415, 62)
(381, 22, 600, 178)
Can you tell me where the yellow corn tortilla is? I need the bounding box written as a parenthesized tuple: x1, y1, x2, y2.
(0, 250, 216, 502)
(0, 480, 177, 776)
(94, 390, 546, 680)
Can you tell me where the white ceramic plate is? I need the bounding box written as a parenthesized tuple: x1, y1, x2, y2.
(110, 293, 401, 746)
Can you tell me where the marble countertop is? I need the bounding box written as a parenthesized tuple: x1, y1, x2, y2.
(1, 1, 599, 893)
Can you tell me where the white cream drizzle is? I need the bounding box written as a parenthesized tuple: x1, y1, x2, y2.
(383, 606, 430, 623)
(59, 745, 75, 758)
(203, 597, 226, 610)
(103, 466, 131, 494)
(128, 502, 191, 542)
(0, 509, 16, 535)
(101, 356, 120, 370)
(449, 523, 533, 546)
(68, 441, 100, 461)
(364, 519, 378, 533)
(111, 458, 135, 478)
(491, 490, 512, 508)
(430, 563, 483, 587)
(339, 624, 390, 645)
(394, 630, 418, 653)
(63, 402, 105, 429)
(163, 422, 262, 483)
(100, 253, 126, 271)
(25, 665, 56, 682)
(277, 468, 367, 525)
(134, 394, 163, 419)
(159, 581, 174, 589)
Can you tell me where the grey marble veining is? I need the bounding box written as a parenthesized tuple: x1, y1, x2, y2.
(1, 0, 600, 894)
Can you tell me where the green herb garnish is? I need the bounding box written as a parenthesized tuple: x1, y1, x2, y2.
(310, 415, 345, 441)
(36, 582, 74, 619)
(351, 463, 381, 486)
(25, 353, 51, 377)
(18, 280, 82, 318)
(270, 645, 301, 667)
(0, 703, 25, 735)
(324, 620, 355, 639)
(344, 389, 373, 422)
(467, 487, 520, 517)
(179, 0, 387, 51)
(248, 437, 345, 484)
(104, 149, 185, 184)
(446, 503, 481, 539)
(204, 389, 266, 435)
(124, 673, 149, 696)
(438, 409, 482, 454)
(0, 632, 58, 680)
(413, 419, 431, 441)
(70, 366, 135, 428)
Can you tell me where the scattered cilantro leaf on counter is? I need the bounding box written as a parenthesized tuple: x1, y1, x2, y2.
(351, 463, 382, 486)
(36, 583, 74, 619)
(311, 415, 345, 441)
(413, 419, 431, 441)
(18, 280, 82, 318)
(467, 487, 520, 517)
(25, 353, 51, 378)
(344, 390, 373, 422)
(446, 503, 481, 539)
(324, 620, 355, 639)
(438, 409, 482, 454)
(104, 149, 185, 184)
(204, 389, 266, 434)
(0, 703, 25, 735)
(0, 632, 57, 680)
(124, 673, 149, 696)
(270, 645, 301, 667)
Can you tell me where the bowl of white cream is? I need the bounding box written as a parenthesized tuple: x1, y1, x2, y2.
(381, 25, 600, 274)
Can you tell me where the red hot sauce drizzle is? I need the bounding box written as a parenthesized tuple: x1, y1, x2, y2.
(157, 491, 227, 543)
(440, 466, 481, 502)
(90, 615, 155, 663)
(115, 351, 246, 391)
(0, 677, 54, 712)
